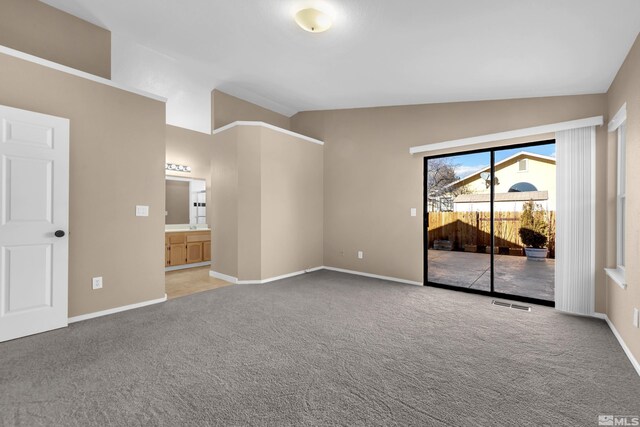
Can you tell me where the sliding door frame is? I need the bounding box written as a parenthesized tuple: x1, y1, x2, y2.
(423, 139, 556, 307)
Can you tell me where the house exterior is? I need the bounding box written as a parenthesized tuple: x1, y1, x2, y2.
(439, 151, 556, 212)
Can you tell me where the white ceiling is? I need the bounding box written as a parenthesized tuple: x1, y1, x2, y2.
(42, 0, 640, 120)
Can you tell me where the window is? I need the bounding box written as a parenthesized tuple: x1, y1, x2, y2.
(518, 159, 528, 172)
(605, 103, 627, 289)
(616, 123, 626, 269)
(508, 182, 537, 192)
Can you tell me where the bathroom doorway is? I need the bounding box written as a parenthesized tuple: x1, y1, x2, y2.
(164, 175, 230, 299)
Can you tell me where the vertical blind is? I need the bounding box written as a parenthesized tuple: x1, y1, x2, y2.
(555, 126, 596, 315)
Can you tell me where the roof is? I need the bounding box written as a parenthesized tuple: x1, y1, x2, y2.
(445, 151, 556, 189)
(453, 191, 549, 204)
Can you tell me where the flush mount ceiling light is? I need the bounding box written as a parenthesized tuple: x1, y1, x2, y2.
(294, 7, 333, 33)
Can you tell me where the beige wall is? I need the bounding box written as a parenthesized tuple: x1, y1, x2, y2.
(212, 90, 291, 130)
(0, 0, 111, 79)
(237, 128, 263, 280)
(211, 127, 240, 277)
(260, 127, 324, 278)
(0, 53, 166, 317)
(165, 180, 190, 224)
(211, 126, 263, 280)
(291, 94, 607, 311)
(165, 125, 213, 226)
(211, 125, 323, 280)
(605, 34, 640, 362)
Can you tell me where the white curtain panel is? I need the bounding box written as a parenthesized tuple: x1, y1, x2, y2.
(555, 126, 596, 315)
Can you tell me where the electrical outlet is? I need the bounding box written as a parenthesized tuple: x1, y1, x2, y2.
(92, 276, 103, 290)
(357, 251, 364, 259)
(634, 308, 639, 328)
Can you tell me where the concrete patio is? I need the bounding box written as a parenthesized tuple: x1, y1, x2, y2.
(427, 250, 554, 301)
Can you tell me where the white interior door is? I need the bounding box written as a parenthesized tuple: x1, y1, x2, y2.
(0, 105, 69, 342)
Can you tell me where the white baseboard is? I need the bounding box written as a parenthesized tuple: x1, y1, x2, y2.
(547, 312, 638, 377)
(241, 267, 324, 284)
(165, 261, 211, 272)
(210, 267, 324, 285)
(210, 266, 422, 286)
(209, 270, 238, 283)
(598, 313, 640, 377)
(323, 266, 423, 286)
(68, 294, 167, 324)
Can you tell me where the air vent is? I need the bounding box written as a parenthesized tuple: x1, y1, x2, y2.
(492, 300, 531, 312)
(492, 300, 511, 308)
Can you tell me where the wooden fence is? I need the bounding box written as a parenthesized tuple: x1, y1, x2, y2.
(427, 211, 556, 257)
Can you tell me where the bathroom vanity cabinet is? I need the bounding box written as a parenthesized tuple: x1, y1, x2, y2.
(165, 230, 211, 267)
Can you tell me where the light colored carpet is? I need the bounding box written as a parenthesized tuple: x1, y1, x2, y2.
(1, 270, 638, 426)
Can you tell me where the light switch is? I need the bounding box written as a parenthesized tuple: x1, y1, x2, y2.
(411, 208, 417, 217)
(357, 251, 364, 259)
(634, 308, 639, 328)
(136, 205, 149, 217)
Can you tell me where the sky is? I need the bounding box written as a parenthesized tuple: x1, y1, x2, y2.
(436, 142, 556, 179)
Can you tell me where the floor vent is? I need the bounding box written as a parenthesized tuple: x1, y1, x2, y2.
(492, 300, 511, 308)
(492, 300, 531, 312)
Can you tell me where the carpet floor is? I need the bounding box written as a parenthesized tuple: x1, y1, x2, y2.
(1, 270, 639, 426)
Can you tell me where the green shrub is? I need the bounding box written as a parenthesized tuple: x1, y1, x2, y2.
(519, 200, 549, 249)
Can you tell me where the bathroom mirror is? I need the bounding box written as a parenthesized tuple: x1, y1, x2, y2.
(165, 176, 207, 225)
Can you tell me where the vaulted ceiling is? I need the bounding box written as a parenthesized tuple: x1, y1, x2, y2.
(42, 0, 640, 118)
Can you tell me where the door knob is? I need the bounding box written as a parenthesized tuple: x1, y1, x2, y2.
(54, 230, 65, 238)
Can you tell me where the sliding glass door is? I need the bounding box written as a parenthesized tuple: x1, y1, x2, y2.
(491, 143, 556, 301)
(424, 140, 556, 305)
(425, 151, 492, 291)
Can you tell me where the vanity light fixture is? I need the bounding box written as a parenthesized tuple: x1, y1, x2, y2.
(166, 163, 192, 173)
(294, 7, 333, 33)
